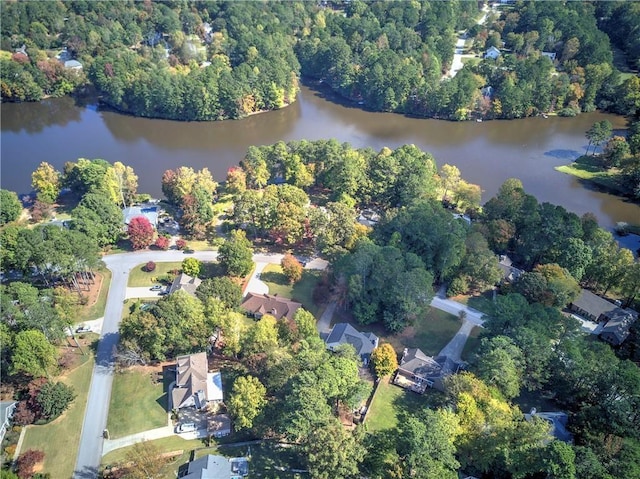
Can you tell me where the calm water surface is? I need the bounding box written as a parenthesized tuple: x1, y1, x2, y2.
(1, 85, 638, 233)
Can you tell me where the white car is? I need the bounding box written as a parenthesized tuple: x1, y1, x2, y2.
(176, 422, 197, 433)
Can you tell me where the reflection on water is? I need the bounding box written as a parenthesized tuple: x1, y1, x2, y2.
(1, 85, 637, 230)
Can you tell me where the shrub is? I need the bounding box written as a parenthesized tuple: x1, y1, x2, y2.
(36, 382, 75, 421)
(4, 445, 17, 458)
(154, 236, 170, 250)
(145, 261, 156, 272)
(16, 449, 45, 479)
(175, 239, 187, 250)
(447, 276, 469, 297)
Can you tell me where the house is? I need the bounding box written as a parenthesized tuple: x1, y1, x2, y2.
(180, 455, 248, 479)
(599, 309, 637, 346)
(208, 413, 231, 438)
(64, 59, 83, 70)
(169, 273, 202, 297)
(541, 51, 557, 61)
(485, 46, 501, 60)
(324, 323, 379, 365)
(497, 255, 523, 283)
(357, 209, 381, 227)
(171, 353, 223, 410)
(524, 408, 573, 444)
(394, 348, 464, 393)
(123, 204, 159, 228)
(240, 293, 302, 321)
(569, 289, 637, 345)
(481, 85, 494, 98)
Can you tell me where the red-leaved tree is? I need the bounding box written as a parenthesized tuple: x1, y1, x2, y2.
(128, 216, 154, 250)
(16, 449, 45, 479)
(154, 236, 170, 250)
(175, 239, 187, 250)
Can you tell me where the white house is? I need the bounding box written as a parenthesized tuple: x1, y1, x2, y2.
(485, 46, 501, 60)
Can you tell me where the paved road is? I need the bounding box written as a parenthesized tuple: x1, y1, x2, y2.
(73, 250, 220, 478)
(73, 250, 483, 477)
(447, 5, 491, 78)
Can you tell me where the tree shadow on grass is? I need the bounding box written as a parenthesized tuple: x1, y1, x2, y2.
(260, 271, 288, 285)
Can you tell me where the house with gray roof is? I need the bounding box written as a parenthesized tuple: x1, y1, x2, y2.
(569, 289, 637, 345)
(497, 255, 523, 283)
(172, 353, 223, 410)
(240, 293, 301, 321)
(170, 273, 202, 297)
(394, 347, 464, 393)
(524, 408, 573, 444)
(324, 323, 379, 365)
(123, 204, 159, 228)
(180, 455, 248, 479)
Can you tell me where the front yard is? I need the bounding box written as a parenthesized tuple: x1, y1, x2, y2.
(107, 366, 169, 438)
(128, 262, 183, 287)
(21, 353, 94, 479)
(260, 264, 322, 316)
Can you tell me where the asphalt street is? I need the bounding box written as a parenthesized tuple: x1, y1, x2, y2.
(73, 250, 484, 477)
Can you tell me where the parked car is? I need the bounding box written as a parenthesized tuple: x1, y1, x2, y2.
(76, 325, 91, 333)
(176, 422, 197, 433)
(150, 285, 163, 291)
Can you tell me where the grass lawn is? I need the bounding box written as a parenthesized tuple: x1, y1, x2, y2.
(21, 353, 94, 479)
(107, 368, 168, 438)
(555, 155, 627, 196)
(461, 326, 482, 361)
(128, 262, 182, 286)
(84, 269, 112, 321)
(365, 379, 432, 433)
(101, 436, 201, 475)
(260, 264, 321, 316)
(385, 308, 463, 356)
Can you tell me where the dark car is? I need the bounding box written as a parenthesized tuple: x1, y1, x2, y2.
(150, 285, 163, 291)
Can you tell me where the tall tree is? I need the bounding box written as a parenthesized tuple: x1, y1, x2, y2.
(127, 216, 154, 250)
(228, 375, 267, 430)
(0, 189, 22, 225)
(370, 343, 398, 378)
(217, 229, 253, 277)
(12, 330, 58, 378)
(304, 420, 366, 479)
(31, 162, 61, 204)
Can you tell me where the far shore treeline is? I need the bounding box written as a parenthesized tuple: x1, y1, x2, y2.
(1, 1, 639, 121)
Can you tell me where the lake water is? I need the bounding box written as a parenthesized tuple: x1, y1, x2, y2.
(1, 84, 638, 235)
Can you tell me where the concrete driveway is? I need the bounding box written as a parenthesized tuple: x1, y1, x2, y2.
(73, 250, 283, 477)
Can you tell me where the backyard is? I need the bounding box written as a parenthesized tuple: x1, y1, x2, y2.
(106, 366, 170, 438)
(260, 264, 322, 316)
(365, 378, 437, 433)
(20, 353, 94, 479)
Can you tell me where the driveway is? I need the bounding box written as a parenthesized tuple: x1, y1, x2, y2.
(244, 262, 269, 295)
(125, 287, 167, 299)
(73, 250, 282, 478)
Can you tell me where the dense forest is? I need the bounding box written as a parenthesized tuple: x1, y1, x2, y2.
(1, 1, 638, 120)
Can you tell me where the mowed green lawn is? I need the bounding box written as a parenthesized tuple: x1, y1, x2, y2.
(365, 379, 431, 433)
(376, 308, 462, 357)
(21, 354, 94, 479)
(260, 264, 321, 316)
(107, 369, 168, 438)
(128, 262, 182, 287)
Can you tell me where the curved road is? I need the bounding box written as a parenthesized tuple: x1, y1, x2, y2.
(73, 250, 484, 477)
(73, 250, 281, 478)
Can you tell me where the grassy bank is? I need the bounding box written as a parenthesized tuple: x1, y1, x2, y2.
(554, 155, 628, 196)
(84, 269, 112, 321)
(107, 368, 168, 438)
(21, 354, 94, 478)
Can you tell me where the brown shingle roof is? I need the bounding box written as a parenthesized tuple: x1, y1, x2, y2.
(240, 293, 302, 321)
(172, 352, 208, 409)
